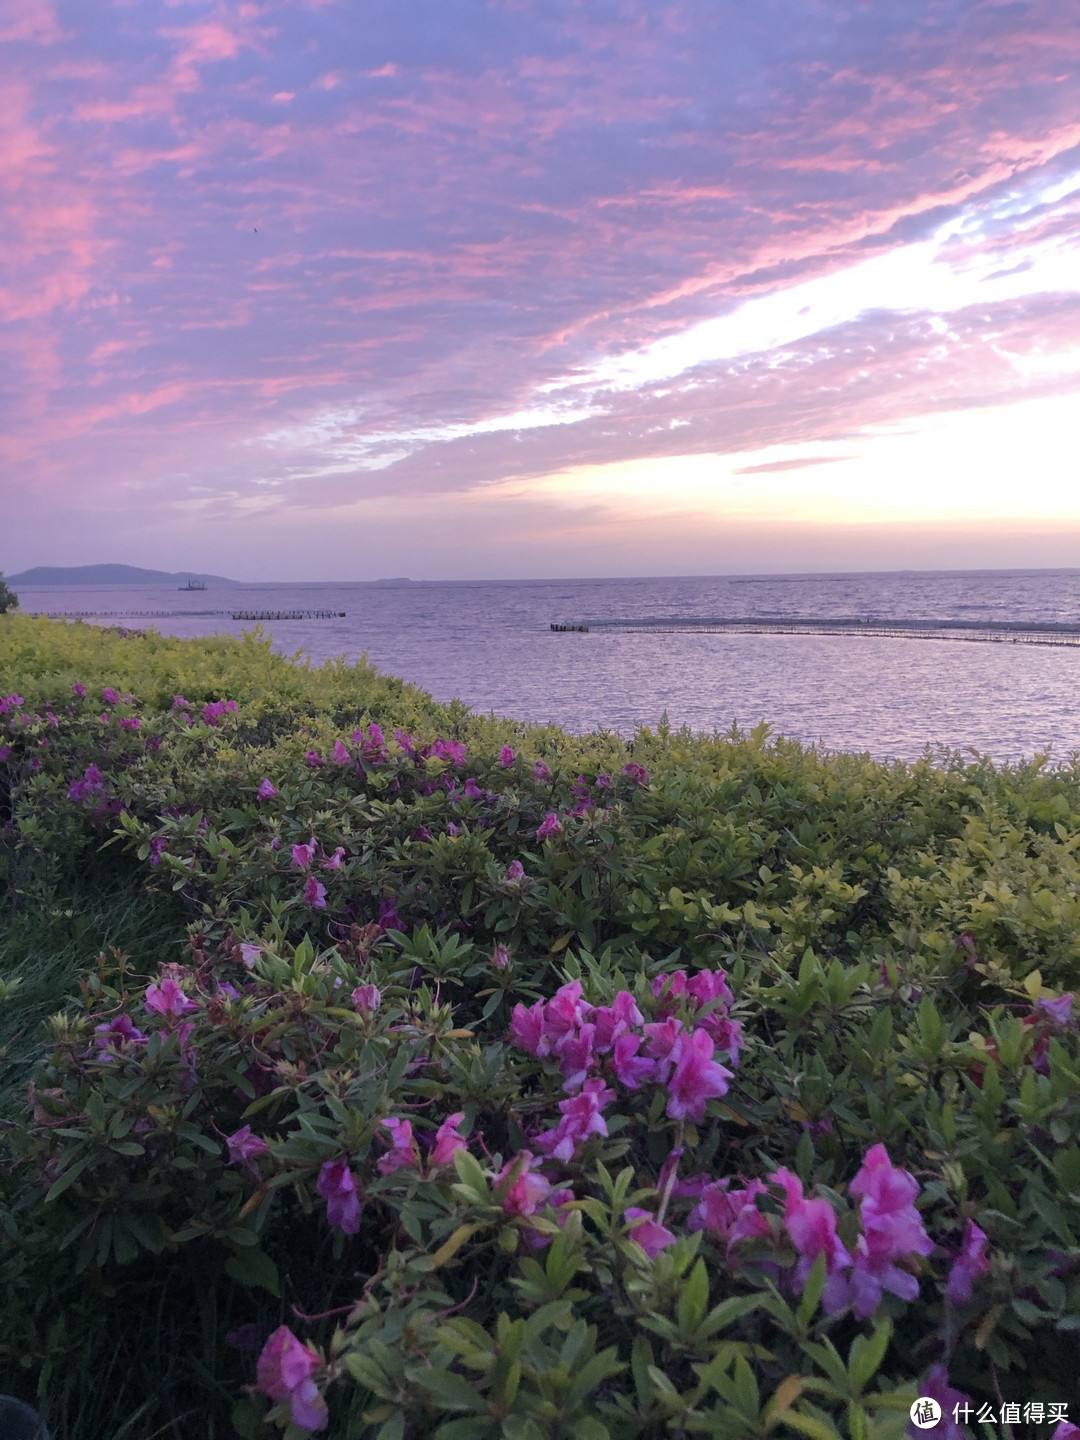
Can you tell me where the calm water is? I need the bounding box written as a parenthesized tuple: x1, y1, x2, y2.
(16, 569, 1080, 763)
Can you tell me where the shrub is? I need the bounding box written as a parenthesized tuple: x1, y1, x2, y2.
(2, 619, 1080, 1437)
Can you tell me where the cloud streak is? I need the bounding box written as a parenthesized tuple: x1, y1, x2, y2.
(3, 0, 1080, 576)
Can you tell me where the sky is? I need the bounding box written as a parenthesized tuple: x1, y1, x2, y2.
(3, 0, 1080, 581)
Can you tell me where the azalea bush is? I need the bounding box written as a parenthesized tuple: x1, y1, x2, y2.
(2, 615, 1080, 1438)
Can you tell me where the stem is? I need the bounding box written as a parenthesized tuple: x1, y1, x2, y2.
(655, 1128, 684, 1228)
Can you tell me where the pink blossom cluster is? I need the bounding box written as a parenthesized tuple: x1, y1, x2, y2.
(533, 1078, 614, 1160)
(322, 723, 389, 769)
(689, 1145, 934, 1320)
(375, 1113, 474, 1179)
(396, 732, 468, 766)
(201, 698, 238, 726)
(67, 762, 105, 803)
(651, 968, 743, 1062)
(510, 974, 738, 1123)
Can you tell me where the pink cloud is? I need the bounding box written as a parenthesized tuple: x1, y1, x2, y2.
(4, 0, 1080, 576)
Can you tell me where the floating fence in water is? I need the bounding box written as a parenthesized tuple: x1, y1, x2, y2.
(31, 608, 345, 621)
(551, 616, 1080, 647)
(32, 609, 227, 619)
(230, 610, 345, 621)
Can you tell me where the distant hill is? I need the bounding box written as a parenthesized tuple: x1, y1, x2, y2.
(6, 564, 238, 586)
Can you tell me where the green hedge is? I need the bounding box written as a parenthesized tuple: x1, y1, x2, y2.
(1, 615, 1078, 1439)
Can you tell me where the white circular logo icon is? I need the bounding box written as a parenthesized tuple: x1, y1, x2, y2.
(910, 1398, 942, 1429)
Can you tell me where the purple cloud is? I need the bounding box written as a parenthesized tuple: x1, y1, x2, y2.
(2, 1, 1080, 575)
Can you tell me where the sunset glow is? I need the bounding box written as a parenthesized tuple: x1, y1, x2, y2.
(3, 1, 1080, 578)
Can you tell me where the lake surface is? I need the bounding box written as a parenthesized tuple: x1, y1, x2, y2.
(16, 569, 1080, 763)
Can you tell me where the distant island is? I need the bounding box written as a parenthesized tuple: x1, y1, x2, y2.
(7, 564, 238, 587)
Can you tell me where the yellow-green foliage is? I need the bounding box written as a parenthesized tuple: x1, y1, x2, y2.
(4, 616, 1080, 1438)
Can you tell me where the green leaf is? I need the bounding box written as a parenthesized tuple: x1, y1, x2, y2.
(848, 1320, 890, 1395)
(224, 1247, 281, 1297)
(781, 1409, 844, 1440)
(676, 1257, 710, 1336)
(797, 1253, 827, 1327)
(700, 1292, 766, 1340)
(411, 1368, 489, 1413)
(45, 1149, 97, 1202)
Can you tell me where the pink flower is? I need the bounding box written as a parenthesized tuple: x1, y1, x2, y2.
(226, 1125, 269, 1167)
(496, 1150, 551, 1216)
(543, 981, 591, 1044)
(257, 779, 278, 800)
(331, 739, 350, 764)
(239, 943, 262, 970)
(499, 745, 515, 767)
(1052, 1426, 1080, 1440)
(67, 763, 105, 802)
(554, 1022, 596, 1091)
(510, 999, 546, 1055)
(303, 876, 327, 909)
(643, 1016, 685, 1076)
(316, 1157, 362, 1234)
(832, 1144, 933, 1317)
(592, 991, 644, 1052)
(625, 1208, 677, 1259)
(377, 898, 403, 932)
(534, 1077, 614, 1161)
(304, 749, 323, 767)
(945, 1220, 990, 1305)
(172, 695, 191, 710)
(431, 737, 467, 765)
(72, 682, 87, 698)
(622, 761, 649, 785)
(504, 859, 527, 882)
(688, 1178, 771, 1252)
(536, 811, 561, 839)
(351, 984, 381, 1013)
(612, 1033, 657, 1088)
(1035, 994, 1073, 1028)
(321, 847, 345, 871)
(492, 944, 510, 969)
(772, 1168, 852, 1299)
(117, 716, 141, 730)
(533, 761, 551, 783)
(430, 1112, 470, 1167)
(93, 1013, 147, 1055)
(666, 1029, 733, 1121)
(256, 1326, 327, 1432)
(102, 688, 120, 704)
(463, 776, 484, 801)
(686, 968, 734, 1009)
(291, 840, 316, 869)
(394, 728, 417, 756)
(144, 978, 199, 1020)
(377, 1118, 420, 1175)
